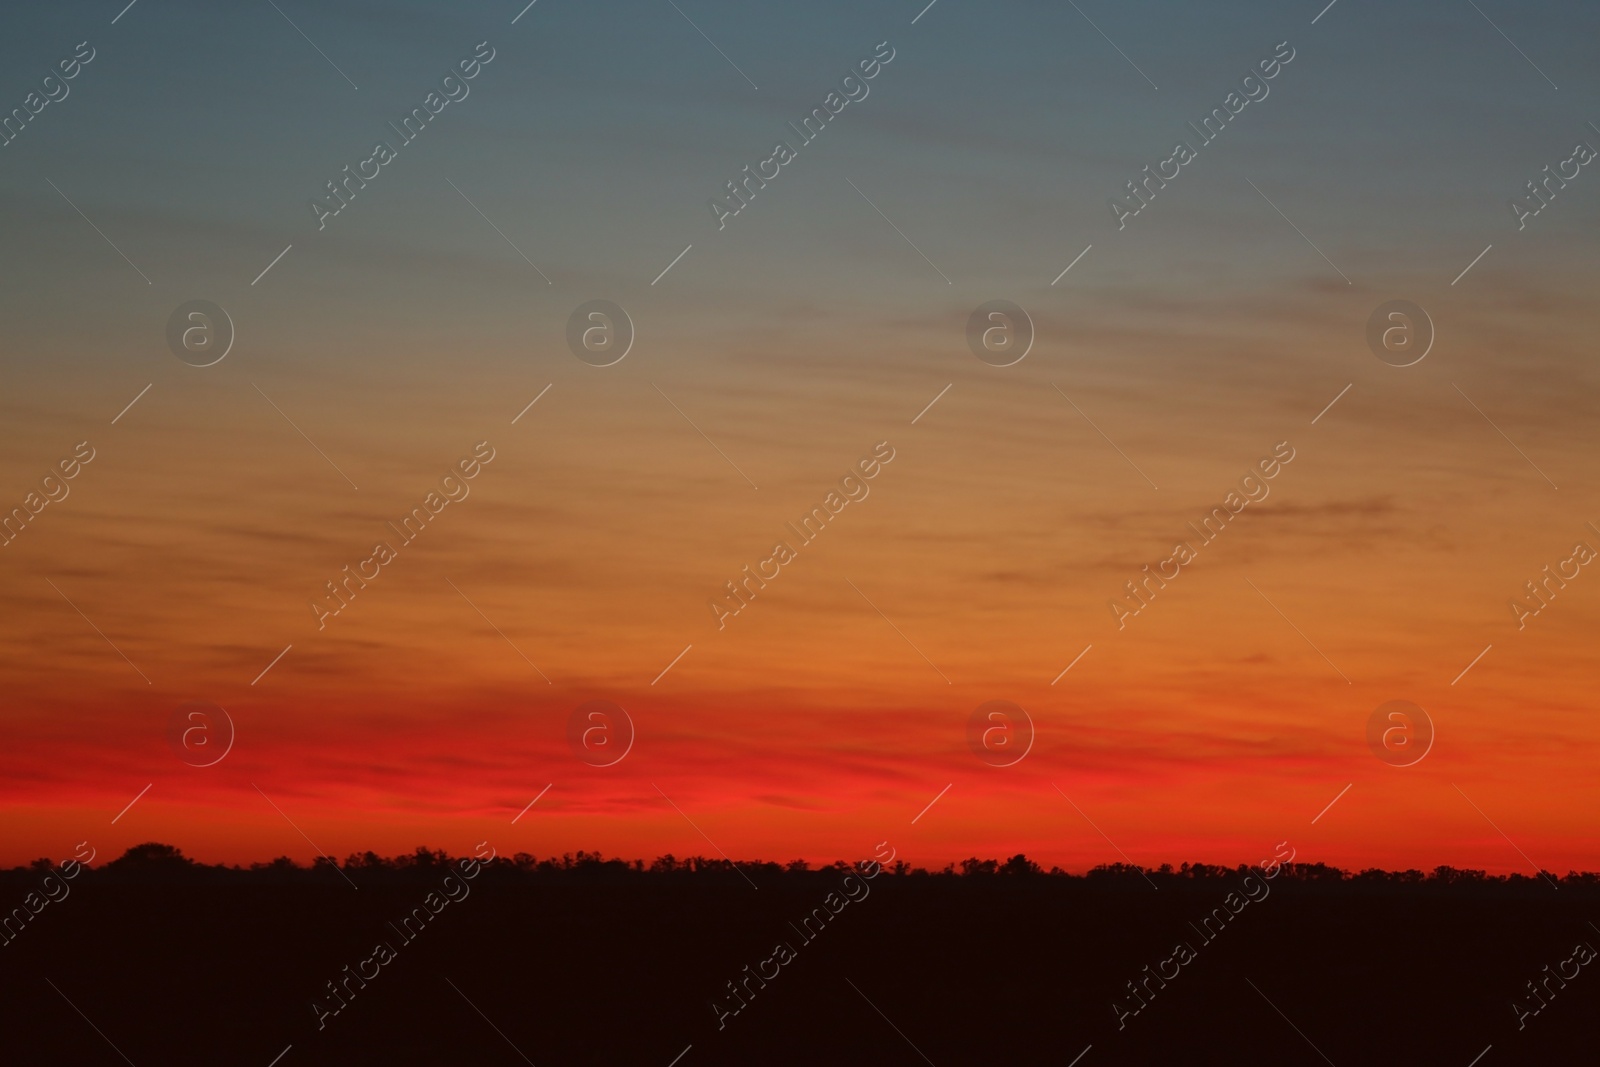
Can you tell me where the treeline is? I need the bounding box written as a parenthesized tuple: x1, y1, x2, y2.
(2, 842, 1596, 893)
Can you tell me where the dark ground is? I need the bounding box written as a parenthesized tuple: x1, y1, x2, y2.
(1, 850, 1594, 1065)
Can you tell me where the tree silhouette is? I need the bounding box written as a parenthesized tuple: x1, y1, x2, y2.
(106, 842, 193, 869)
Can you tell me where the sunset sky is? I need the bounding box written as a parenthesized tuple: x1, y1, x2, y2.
(1, 0, 1597, 875)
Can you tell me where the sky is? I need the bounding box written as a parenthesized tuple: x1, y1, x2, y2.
(1, 0, 1598, 874)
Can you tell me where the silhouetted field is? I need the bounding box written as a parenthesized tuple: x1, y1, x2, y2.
(2, 845, 1594, 1065)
